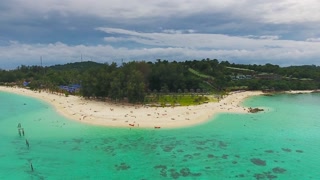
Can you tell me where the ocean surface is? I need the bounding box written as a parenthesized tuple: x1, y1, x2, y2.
(0, 91, 319, 179)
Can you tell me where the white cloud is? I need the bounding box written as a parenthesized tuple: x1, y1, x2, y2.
(1, 1, 320, 68)
(246, 35, 280, 40)
(162, 29, 183, 34)
(1, 28, 320, 69)
(255, 0, 320, 24)
(162, 29, 196, 34)
(306, 37, 320, 42)
(2, 0, 320, 24)
(97, 27, 320, 53)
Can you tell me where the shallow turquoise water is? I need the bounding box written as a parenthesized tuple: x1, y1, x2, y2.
(0, 91, 319, 179)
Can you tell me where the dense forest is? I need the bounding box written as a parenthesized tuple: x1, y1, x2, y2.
(1, 59, 320, 103)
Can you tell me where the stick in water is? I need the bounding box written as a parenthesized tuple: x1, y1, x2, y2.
(30, 163, 34, 172)
(25, 139, 29, 148)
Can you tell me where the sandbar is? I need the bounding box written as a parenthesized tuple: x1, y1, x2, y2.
(0, 86, 264, 128)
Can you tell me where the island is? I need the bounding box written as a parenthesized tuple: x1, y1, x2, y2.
(1, 59, 319, 128)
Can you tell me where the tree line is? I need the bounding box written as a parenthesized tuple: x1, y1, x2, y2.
(1, 59, 320, 103)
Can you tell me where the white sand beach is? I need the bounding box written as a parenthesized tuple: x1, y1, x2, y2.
(285, 90, 316, 94)
(0, 86, 264, 128)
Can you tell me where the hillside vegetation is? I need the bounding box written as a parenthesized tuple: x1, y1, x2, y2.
(1, 59, 320, 103)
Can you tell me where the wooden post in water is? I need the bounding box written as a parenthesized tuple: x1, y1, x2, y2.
(30, 162, 34, 172)
(25, 139, 29, 148)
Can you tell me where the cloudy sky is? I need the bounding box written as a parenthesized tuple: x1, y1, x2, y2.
(1, 0, 320, 69)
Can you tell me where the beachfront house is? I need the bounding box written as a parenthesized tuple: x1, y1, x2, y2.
(59, 84, 81, 93)
(230, 74, 253, 80)
(23, 81, 30, 87)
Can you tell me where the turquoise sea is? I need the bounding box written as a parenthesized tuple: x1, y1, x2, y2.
(0, 91, 319, 179)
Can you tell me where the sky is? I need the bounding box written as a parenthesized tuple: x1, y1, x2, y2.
(1, 0, 320, 69)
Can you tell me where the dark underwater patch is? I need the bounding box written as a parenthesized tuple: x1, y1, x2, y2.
(115, 162, 130, 171)
(281, 148, 291, 152)
(207, 154, 214, 158)
(272, 167, 287, 174)
(265, 150, 274, 153)
(222, 154, 228, 159)
(250, 158, 266, 166)
(254, 172, 277, 180)
(154, 165, 201, 178)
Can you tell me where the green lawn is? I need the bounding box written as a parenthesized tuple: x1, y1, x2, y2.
(188, 68, 215, 80)
(226, 66, 255, 72)
(145, 94, 218, 106)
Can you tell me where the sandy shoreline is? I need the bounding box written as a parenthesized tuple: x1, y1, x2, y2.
(1, 86, 265, 128)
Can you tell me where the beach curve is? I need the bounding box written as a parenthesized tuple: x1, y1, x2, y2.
(0, 86, 264, 128)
